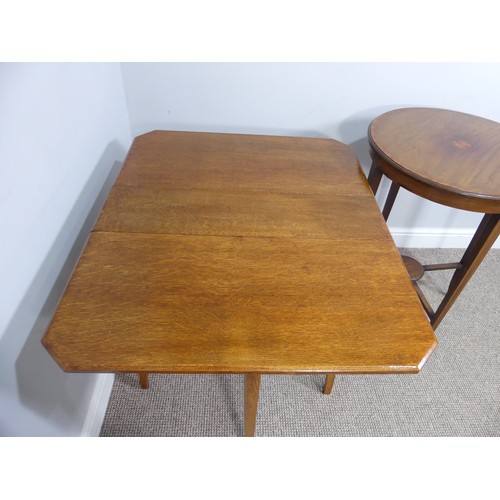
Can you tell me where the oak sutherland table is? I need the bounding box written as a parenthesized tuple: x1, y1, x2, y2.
(42, 131, 437, 436)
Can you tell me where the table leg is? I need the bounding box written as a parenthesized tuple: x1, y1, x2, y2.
(139, 372, 149, 389)
(244, 373, 261, 437)
(382, 181, 400, 221)
(367, 161, 383, 195)
(367, 160, 400, 222)
(412, 281, 434, 318)
(323, 374, 335, 395)
(431, 213, 500, 329)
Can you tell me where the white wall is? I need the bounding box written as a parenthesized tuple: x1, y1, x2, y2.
(0, 63, 131, 436)
(121, 62, 500, 248)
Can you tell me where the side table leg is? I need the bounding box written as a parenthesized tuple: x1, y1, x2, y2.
(431, 213, 500, 329)
(382, 182, 400, 221)
(244, 373, 261, 437)
(367, 161, 383, 195)
(323, 374, 335, 395)
(367, 159, 400, 222)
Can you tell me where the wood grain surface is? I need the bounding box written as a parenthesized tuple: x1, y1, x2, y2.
(116, 131, 369, 195)
(42, 131, 437, 376)
(369, 108, 500, 213)
(95, 187, 391, 240)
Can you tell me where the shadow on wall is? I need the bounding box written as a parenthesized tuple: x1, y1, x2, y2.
(336, 105, 408, 172)
(129, 121, 331, 141)
(0, 141, 125, 435)
(337, 105, 445, 231)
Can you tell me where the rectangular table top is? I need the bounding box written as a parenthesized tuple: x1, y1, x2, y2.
(42, 131, 437, 375)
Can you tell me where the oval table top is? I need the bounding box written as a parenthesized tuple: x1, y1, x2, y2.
(368, 107, 500, 213)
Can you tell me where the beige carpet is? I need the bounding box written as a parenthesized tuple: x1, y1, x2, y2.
(100, 248, 500, 437)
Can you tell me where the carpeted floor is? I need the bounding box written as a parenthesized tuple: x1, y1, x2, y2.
(99, 248, 500, 437)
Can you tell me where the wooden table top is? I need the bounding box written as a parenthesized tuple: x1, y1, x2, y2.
(368, 107, 500, 213)
(42, 131, 437, 374)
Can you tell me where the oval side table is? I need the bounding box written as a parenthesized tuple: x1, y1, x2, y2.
(367, 107, 500, 329)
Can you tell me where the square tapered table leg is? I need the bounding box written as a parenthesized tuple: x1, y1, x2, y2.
(244, 373, 261, 437)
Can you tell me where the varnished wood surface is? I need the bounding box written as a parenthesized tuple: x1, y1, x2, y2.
(369, 108, 500, 213)
(42, 131, 436, 376)
(43, 232, 436, 373)
(116, 131, 370, 196)
(95, 187, 391, 240)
